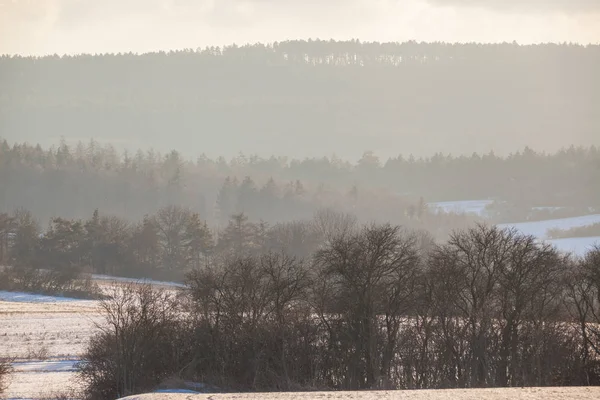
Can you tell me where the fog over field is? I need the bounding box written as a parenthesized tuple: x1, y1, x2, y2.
(1, 1, 600, 399)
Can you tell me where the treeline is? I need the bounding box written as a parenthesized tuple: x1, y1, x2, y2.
(79, 222, 600, 399)
(0, 139, 598, 227)
(0, 206, 447, 282)
(1, 41, 598, 160)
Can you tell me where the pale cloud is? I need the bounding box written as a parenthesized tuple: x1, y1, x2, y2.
(0, 0, 598, 55)
(425, 0, 600, 14)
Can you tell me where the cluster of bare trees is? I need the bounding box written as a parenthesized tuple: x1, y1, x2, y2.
(79, 221, 600, 399)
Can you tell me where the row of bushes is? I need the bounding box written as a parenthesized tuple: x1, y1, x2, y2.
(77, 223, 600, 399)
(0, 266, 102, 299)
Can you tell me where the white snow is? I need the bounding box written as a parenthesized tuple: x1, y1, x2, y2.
(117, 387, 600, 400)
(532, 206, 566, 212)
(0, 298, 98, 361)
(0, 293, 98, 399)
(5, 370, 82, 399)
(11, 360, 78, 373)
(155, 389, 200, 394)
(548, 236, 600, 258)
(428, 200, 494, 217)
(497, 214, 600, 239)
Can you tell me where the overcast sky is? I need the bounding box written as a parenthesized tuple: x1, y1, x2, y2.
(1, 0, 599, 55)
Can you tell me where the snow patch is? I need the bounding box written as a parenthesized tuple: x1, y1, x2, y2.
(0, 290, 96, 305)
(428, 200, 494, 217)
(155, 389, 199, 394)
(12, 360, 78, 373)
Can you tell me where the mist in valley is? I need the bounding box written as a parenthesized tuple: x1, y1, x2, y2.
(1, 1, 600, 399)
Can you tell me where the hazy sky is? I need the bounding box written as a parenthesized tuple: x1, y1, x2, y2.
(1, 0, 599, 55)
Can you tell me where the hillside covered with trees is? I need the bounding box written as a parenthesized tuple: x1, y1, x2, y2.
(1, 41, 598, 160)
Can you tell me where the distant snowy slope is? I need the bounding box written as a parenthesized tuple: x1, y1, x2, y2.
(548, 236, 600, 257)
(497, 214, 600, 239)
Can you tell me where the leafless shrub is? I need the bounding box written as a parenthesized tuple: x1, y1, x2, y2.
(26, 342, 50, 361)
(78, 283, 189, 400)
(0, 358, 12, 394)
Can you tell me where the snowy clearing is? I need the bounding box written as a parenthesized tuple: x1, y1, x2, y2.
(118, 387, 600, 400)
(428, 200, 493, 217)
(497, 214, 600, 239)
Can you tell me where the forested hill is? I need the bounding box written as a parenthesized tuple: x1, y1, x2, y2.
(1, 40, 599, 160)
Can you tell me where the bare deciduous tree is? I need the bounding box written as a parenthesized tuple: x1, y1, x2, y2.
(0, 358, 11, 394)
(313, 223, 421, 389)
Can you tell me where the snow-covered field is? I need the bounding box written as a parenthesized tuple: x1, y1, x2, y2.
(118, 387, 600, 400)
(0, 291, 99, 361)
(6, 361, 82, 400)
(4, 369, 81, 400)
(0, 292, 98, 399)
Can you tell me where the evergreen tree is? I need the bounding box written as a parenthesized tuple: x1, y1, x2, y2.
(184, 212, 213, 269)
(218, 213, 256, 256)
(216, 177, 238, 226)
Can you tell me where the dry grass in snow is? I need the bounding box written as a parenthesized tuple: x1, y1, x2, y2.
(0, 298, 99, 361)
(0, 296, 98, 399)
